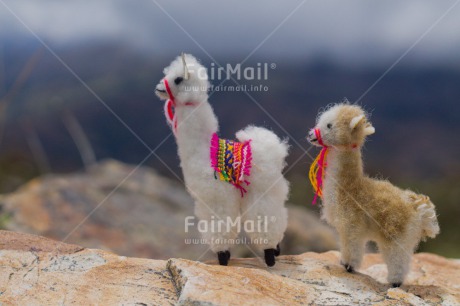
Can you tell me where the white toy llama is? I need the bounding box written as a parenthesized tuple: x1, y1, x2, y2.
(307, 103, 440, 287)
(155, 54, 289, 266)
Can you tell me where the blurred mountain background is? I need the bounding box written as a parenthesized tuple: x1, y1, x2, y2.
(0, 1, 459, 258)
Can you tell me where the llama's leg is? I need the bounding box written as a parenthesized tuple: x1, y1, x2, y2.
(339, 231, 366, 273)
(379, 240, 413, 287)
(240, 178, 288, 267)
(193, 188, 240, 266)
(217, 250, 231, 266)
(274, 243, 281, 257)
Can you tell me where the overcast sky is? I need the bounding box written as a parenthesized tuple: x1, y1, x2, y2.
(1, 0, 460, 66)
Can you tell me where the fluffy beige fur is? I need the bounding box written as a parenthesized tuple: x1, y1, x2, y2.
(308, 103, 440, 287)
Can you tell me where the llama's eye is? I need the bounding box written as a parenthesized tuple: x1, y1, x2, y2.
(174, 77, 184, 85)
(327, 123, 333, 129)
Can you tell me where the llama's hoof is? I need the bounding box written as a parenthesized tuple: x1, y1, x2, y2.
(264, 248, 276, 267)
(274, 244, 281, 257)
(341, 262, 354, 273)
(217, 251, 230, 266)
(392, 282, 402, 288)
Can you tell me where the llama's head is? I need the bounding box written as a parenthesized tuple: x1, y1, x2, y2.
(307, 103, 375, 148)
(155, 53, 210, 105)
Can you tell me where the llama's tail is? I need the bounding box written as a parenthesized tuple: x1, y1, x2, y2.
(236, 125, 289, 173)
(406, 192, 440, 241)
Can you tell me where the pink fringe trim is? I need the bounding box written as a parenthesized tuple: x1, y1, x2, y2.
(209, 133, 252, 197)
(210, 133, 220, 172)
(240, 140, 252, 178)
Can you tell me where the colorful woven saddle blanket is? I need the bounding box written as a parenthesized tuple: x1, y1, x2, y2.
(210, 133, 252, 196)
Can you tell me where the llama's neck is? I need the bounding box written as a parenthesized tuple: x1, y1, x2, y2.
(325, 147, 364, 187)
(175, 101, 219, 164)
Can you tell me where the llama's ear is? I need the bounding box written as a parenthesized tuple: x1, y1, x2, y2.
(363, 122, 375, 135)
(181, 53, 190, 80)
(349, 115, 365, 129)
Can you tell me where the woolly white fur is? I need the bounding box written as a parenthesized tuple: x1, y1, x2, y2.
(156, 54, 289, 254)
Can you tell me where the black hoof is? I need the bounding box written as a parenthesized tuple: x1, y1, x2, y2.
(341, 262, 354, 273)
(345, 265, 354, 273)
(217, 251, 230, 266)
(392, 282, 402, 288)
(274, 244, 281, 257)
(264, 248, 276, 267)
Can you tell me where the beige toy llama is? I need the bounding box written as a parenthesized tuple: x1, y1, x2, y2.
(307, 103, 439, 287)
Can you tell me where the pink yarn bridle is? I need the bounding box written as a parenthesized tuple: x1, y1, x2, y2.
(163, 78, 177, 135)
(309, 128, 359, 205)
(163, 78, 197, 136)
(312, 128, 328, 205)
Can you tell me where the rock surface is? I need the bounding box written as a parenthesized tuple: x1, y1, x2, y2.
(0, 231, 177, 305)
(1, 231, 459, 305)
(0, 159, 337, 261)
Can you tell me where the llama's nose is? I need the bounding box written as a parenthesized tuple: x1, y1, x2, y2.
(156, 84, 166, 93)
(308, 129, 317, 142)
